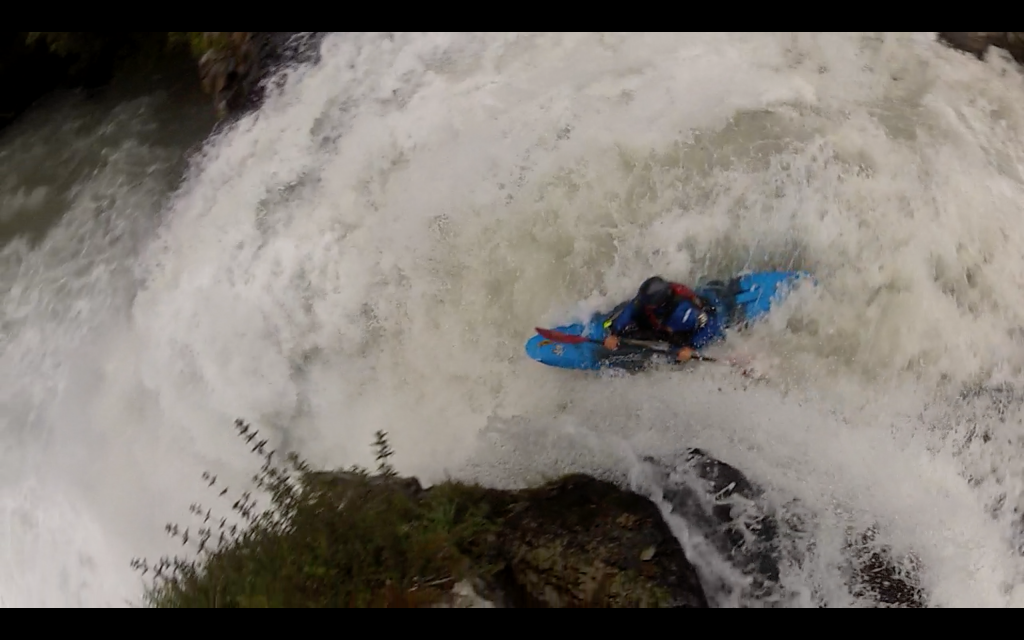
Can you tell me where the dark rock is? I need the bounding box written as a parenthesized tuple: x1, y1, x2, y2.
(306, 469, 426, 502)
(0, 32, 72, 130)
(844, 526, 925, 608)
(208, 32, 329, 131)
(243, 32, 327, 113)
(643, 448, 926, 607)
(643, 449, 784, 601)
(938, 33, 993, 60)
(464, 474, 709, 607)
(197, 33, 257, 118)
(938, 32, 1024, 65)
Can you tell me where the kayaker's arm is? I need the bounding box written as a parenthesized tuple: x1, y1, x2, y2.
(603, 301, 638, 349)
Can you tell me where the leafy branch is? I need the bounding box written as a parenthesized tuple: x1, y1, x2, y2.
(131, 419, 496, 608)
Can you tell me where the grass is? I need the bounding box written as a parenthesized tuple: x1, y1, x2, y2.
(131, 420, 500, 608)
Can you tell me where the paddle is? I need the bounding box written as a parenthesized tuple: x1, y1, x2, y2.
(534, 327, 718, 363)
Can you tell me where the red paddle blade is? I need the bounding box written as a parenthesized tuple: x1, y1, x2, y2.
(535, 327, 592, 344)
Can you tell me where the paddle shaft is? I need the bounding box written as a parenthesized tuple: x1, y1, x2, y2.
(536, 328, 717, 363)
(606, 337, 717, 362)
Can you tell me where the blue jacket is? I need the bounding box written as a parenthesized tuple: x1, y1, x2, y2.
(608, 298, 706, 338)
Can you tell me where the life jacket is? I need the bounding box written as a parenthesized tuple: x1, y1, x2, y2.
(638, 283, 707, 334)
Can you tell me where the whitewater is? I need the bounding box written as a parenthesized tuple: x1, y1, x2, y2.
(2, 31, 1024, 607)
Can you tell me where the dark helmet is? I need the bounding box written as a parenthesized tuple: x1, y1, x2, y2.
(637, 276, 673, 307)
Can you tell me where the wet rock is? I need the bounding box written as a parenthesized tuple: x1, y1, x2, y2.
(202, 32, 328, 132)
(309, 453, 924, 608)
(243, 32, 326, 112)
(643, 448, 925, 607)
(938, 32, 1024, 65)
(300, 468, 708, 607)
(643, 449, 784, 601)
(468, 474, 710, 608)
(197, 33, 257, 118)
(844, 526, 924, 608)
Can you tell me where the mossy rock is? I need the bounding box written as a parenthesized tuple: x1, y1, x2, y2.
(468, 474, 709, 608)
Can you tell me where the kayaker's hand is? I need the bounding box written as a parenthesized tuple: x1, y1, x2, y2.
(604, 335, 619, 350)
(675, 347, 695, 362)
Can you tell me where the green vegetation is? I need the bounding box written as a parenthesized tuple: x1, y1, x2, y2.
(131, 421, 501, 608)
(131, 416, 712, 608)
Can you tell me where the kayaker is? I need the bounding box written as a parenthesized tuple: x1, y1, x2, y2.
(602, 276, 710, 362)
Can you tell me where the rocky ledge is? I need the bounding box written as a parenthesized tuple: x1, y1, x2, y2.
(133, 421, 926, 608)
(134, 422, 709, 608)
(316, 470, 711, 608)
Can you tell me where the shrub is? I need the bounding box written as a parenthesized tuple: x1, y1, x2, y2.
(131, 420, 498, 608)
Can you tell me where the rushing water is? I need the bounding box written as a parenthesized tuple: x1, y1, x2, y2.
(3, 32, 1024, 607)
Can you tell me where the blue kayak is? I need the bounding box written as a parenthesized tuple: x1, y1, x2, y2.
(525, 270, 813, 371)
